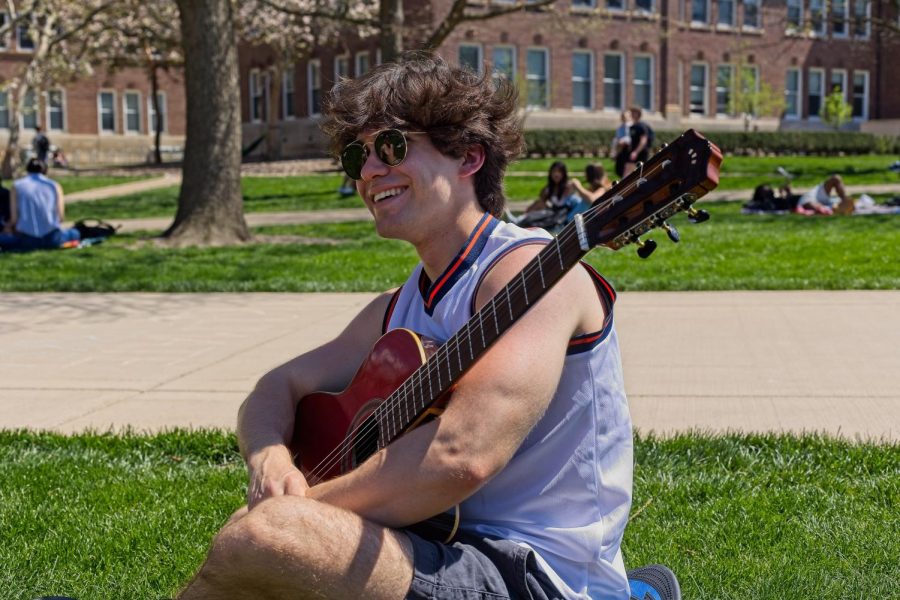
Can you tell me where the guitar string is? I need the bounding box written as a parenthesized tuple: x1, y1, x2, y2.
(304, 157, 676, 481)
(305, 157, 675, 481)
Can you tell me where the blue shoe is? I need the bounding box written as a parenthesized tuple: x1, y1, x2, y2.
(628, 564, 681, 600)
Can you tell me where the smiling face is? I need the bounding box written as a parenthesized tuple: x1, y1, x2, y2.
(354, 130, 482, 250)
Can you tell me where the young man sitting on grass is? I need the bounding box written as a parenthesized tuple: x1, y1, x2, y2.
(176, 53, 679, 600)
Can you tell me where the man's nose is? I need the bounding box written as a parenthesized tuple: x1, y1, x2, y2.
(359, 146, 389, 181)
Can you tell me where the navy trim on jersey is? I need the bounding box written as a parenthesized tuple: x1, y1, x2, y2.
(382, 288, 403, 334)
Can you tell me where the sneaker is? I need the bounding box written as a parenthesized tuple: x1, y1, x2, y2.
(628, 564, 682, 600)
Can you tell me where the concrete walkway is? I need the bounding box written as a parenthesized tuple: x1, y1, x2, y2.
(66, 172, 182, 203)
(1, 291, 897, 441)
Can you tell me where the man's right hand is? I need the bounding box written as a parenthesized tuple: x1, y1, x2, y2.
(246, 446, 309, 509)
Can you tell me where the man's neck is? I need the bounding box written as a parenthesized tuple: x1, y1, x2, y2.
(415, 203, 486, 282)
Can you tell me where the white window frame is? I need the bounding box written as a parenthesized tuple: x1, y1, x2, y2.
(851, 70, 869, 120)
(307, 60, 322, 117)
(97, 90, 116, 134)
(742, 0, 761, 29)
(148, 91, 168, 134)
(334, 54, 350, 81)
(375, 48, 382, 66)
(0, 91, 8, 129)
(830, 69, 848, 100)
(491, 45, 517, 87)
(525, 47, 550, 110)
(832, 0, 850, 37)
(16, 24, 34, 52)
(46, 89, 66, 132)
(691, 0, 710, 24)
(807, 68, 825, 120)
(689, 62, 708, 115)
(715, 64, 734, 116)
(122, 90, 141, 134)
(853, 0, 871, 39)
(355, 51, 370, 77)
(572, 50, 594, 110)
(809, 0, 826, 35)
(786, 0, 803, 31)
(458, 43, 484, 75)
(634, 0, 655, 13)
(603, 52, 625, 110)
(249, 68, 266, 123)
(633, 54, 655, 112)
(784, 67, 802, 119)
(571, 0, 597, 10)
(282, 65, 296, 120)
(717, 0, 736, 26)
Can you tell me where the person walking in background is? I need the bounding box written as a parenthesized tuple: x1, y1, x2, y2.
(624, 107, 654, 177)
(0, 158, 80, 252)
(32, 126, 50, 165)
(612, 110, 632, 178)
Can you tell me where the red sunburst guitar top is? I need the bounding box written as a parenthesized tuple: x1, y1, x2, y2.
(290, 129, 722, 543)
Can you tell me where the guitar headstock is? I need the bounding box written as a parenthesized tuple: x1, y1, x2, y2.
(578, 129, 722, 258)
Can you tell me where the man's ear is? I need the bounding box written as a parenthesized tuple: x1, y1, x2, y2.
(459, 144, 486, 178)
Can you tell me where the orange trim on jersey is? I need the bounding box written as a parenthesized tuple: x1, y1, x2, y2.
(424, 214, 493, 309)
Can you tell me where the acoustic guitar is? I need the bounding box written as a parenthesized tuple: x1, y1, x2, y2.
(290, 129, 722, 542)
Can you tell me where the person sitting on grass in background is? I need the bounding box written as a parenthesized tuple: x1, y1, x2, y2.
(571, 163, 613, 205)
(524, 160, 578, 216)
(0, 159, 80, 252)
(749, 174, 857, 216)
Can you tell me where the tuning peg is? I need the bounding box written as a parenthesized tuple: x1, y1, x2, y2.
(686, 207, 710, 223)
(635, 238, 657, 259)
(662, 221, 680, 243)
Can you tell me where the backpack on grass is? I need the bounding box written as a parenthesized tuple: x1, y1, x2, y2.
(74, 218, 119, 240)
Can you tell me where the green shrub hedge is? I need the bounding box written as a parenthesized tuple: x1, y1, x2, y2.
(523, 129, 900, 157)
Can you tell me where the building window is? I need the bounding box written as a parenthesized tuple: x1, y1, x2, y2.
(308, 60, 321, 116)
(47, 90, 65, 132)
(335, 55, 350, 81)
(807, 68, 824, 119)
(603, 53, 624, 110)
(786, 0, 802, 30)
(633, 55, 653, 111)
(634, 0, 653, 11)
(17, 25, 33, 51)
(149, 92, 167, 133)
(689, 63, 708, 115)
(492, 46, 516, 87)
(0, 13, 8, 50)
(606, 0, 624, 9)
(832, 0, 849, 36)
(830, 69, 847, 100)
(355, 52, 370, 77)
(249, 69, 267, 122)
(743, 0, 760, 28)
(852, 71, 868, 119)
(0, 92, 8, 128)
(715, 64, 733, 116)
(809, 0, 826, 35)
(98, 91, 115, 133)
(282, 66, 295, 119)
(853, 0, 870, 38)
(784, 68, 801, 119)
(459, 44, 483, 75)
(526, 48, 549, 108)
(572, 51, 594, 109)
(122, 91, 141, 134)
(740, 65, 760, 115)
(692, 0, 710, 23)
(572, 0, 597, 7)
(717, 0, 735, 25)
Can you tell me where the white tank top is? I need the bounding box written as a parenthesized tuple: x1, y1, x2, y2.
(384, 213, 633, 599)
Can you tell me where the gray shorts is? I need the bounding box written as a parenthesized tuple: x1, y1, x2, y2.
(404, 529, 564, 600)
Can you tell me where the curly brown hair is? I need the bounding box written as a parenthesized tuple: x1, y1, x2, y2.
(321, 51, 523, 217)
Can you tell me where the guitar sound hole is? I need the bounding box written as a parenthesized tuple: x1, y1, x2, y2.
(351, 414, 380, 468)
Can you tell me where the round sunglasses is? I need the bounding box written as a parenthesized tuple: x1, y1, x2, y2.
(340, 129, 425, 180)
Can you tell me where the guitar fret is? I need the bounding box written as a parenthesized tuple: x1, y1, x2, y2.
(506, 286, 514, 321)
(478, 311, 486, 349)
(456, 338, 463, 373)
(521, 271, 529, 305)
(555, 239, 564, 270)
(491, 300, 499, 335)
(468, 323, 475, 360)
(537, 253, 545, 289)
(435, 352, 442, 390)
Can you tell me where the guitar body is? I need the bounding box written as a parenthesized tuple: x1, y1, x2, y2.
(291, 328, 459, 541)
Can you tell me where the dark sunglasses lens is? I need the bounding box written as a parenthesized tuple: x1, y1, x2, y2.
(341, 144, 366, 180)
(375, 130, 407, 166)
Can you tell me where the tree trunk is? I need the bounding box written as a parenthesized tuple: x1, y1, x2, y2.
(149, 63, 162, 165)
(379, 0, 404, 64)
(1, 85, 24, 180)
(166, 0, 250, 245)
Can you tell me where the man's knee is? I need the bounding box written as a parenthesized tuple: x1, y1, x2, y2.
(218, 496, 322, 561)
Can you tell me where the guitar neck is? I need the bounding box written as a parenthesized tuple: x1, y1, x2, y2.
(378, 222, 588, 447)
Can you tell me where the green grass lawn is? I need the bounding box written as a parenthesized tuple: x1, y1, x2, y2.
(4, 201, 898, 292)
(1, 430, 895, 599)
(55, 175, 153, 195)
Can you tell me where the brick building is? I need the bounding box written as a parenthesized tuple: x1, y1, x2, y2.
(0, 31, 185, 167)
(240, 0, 900, 159)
